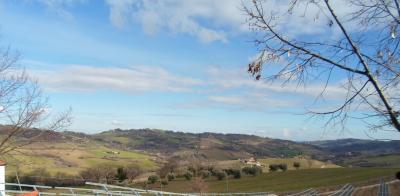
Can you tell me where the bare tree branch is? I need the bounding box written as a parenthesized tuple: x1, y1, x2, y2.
(0, 46, 72, 156)
(244, 0, 400, 133)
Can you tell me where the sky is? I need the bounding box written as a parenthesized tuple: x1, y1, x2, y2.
(0, 0, 399, 141)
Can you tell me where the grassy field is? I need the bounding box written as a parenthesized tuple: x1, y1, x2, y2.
(342, 154, 400, 168)
(3, 140, 158, 175)
(156, 168, 399, 193)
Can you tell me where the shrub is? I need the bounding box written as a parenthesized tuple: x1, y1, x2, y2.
(183, 171, 193, 180)
(116, 167, 127, 181)
(242, 166, 251, 174)
(269, 164, 279, 172)
(231, 169, 241, 179)
(223, 168, 235, 175)
(200, 170, 211, 179)
(215, 171, 226, 180)
(242, 166, 262, 176)
(293, 162, 300, 169)
(147, 175, 159, 184)
(278, 164, 288, 171)
(161, 180, 168, 185)
(207, 165, 215, 174)
(188, 166, 197, 176)
(167, 173, 175, 181)
(209, 168, 217, 176)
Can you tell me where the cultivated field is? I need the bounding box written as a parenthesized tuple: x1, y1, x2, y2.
(148, 168, 399, 193)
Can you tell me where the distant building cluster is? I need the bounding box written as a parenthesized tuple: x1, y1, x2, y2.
(239, 157, 262, 167)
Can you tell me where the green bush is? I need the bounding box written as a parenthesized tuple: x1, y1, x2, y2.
(167, 173, 175, 181)
(161, 180, 168, 185)
(147, 175, 159, 184)
(183, 171, 193, 180)
(242, 166, 262, 176)
(223, 168, 235, 175)
(215, 171, 226, 180)
(269, 164, 279, 172)
(207, 165, 216, 175)
(116, 167, 127, 181)
(232, 169, 241, 179)
(278, 164, 288, 171)
(293, 162, 301, 169)
(188, 166, 197, 176)
(224, 168, 241, 179)
(200, 170, 211, 179)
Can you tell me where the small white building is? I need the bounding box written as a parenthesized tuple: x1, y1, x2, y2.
(243, 157, 262, 167)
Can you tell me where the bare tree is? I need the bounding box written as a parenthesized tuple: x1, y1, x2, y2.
(190, 177, 208, 194)
(244, 0, 400, 133)
(125, 166, 143, 183)
(0, 46, 72, 157)
(157, 157, 178, 179)
(79, 165, 116, 183)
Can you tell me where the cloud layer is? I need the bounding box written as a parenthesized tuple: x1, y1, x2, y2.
(33, 0, 357, 43)
(104, 0, 243, 43)
(28, 63, 348, 113)
(32, 65, 202, 93)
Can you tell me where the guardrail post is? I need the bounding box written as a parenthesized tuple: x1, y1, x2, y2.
(0, 161, 6, 196)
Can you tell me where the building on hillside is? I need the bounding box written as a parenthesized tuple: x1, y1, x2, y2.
(240, 157, 262, 167)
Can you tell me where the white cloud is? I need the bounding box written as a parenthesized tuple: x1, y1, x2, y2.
(26, 61, 351, 114)
(105, 0, 136, 29)
(36, 0, 87, 19)
(110, 120, 123, 126)
(207, 66, 347, 100)
(104, 0, 244, 43)
(33, 0, 359, 43)
(282, 128, 291, 138)
(120, 0, 356, 42)
(208, 93, 295, 110)
(31, 64, 203, 93)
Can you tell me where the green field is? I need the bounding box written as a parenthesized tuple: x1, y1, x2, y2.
(157, 168, 399, 193)
(3, 140, 158, 175)
(342, 154, 400, 168)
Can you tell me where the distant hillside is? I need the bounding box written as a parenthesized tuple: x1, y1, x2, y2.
(310, 138, 400, 155)
(309, 139, 400, 167)
(89, 128, 325, 160)
(3, 127, 400, 167)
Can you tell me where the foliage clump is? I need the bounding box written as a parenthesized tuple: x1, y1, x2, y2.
(242, 166, 262, 176)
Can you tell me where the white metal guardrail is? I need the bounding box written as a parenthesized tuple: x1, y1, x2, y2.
(3, 182, 277, 196)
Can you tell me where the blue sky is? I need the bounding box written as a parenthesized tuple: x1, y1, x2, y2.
(0, 0, 399, 141)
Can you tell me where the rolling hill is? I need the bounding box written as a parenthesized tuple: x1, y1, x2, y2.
(309, 139, 400, 167)
(2, 127, 400, 175)
(90, 128, 325, 160)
